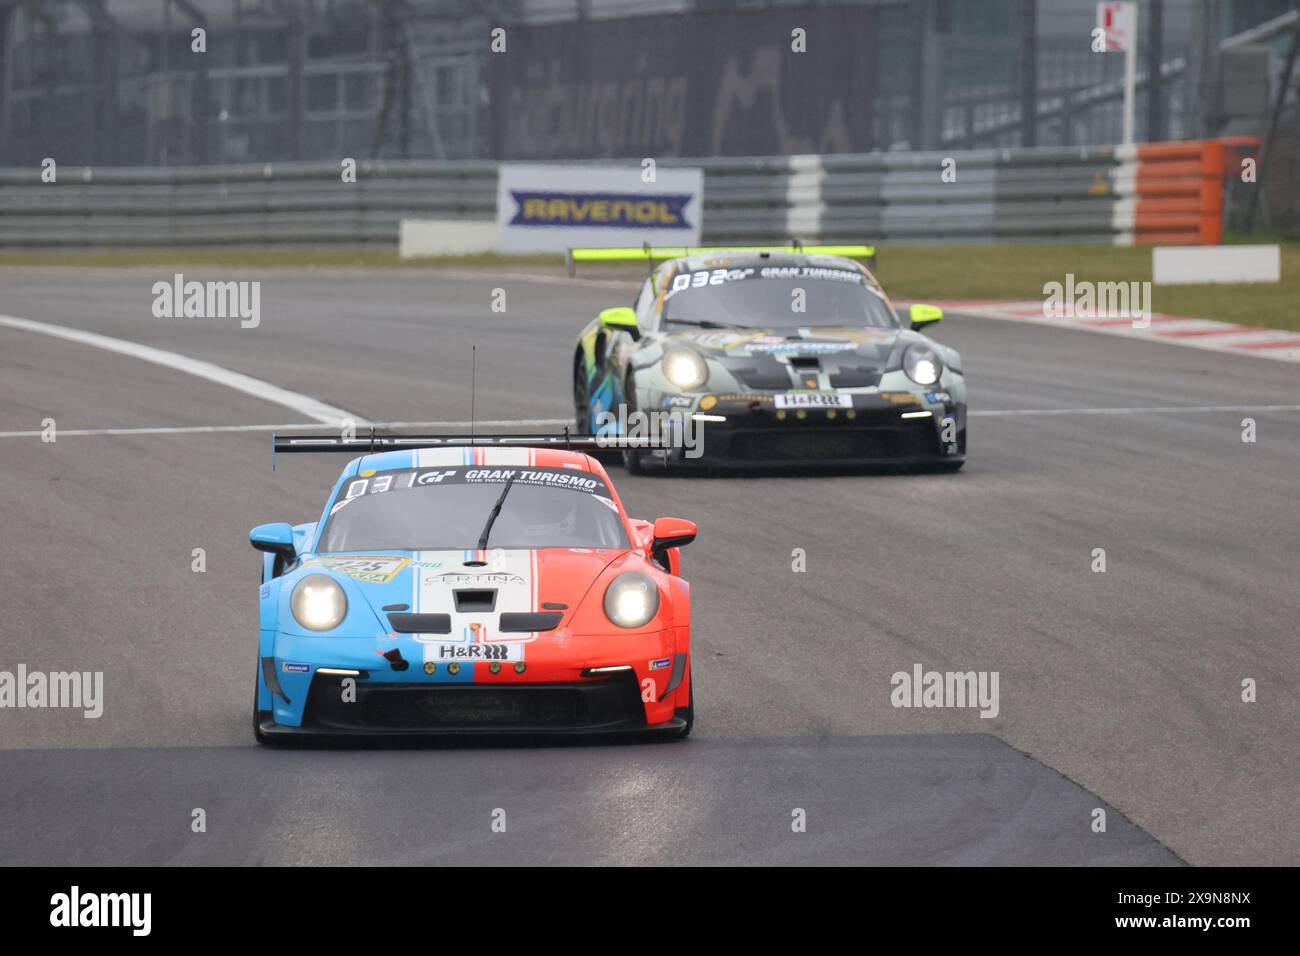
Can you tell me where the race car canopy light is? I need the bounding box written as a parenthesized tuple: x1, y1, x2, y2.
(566, 243, 877, 275)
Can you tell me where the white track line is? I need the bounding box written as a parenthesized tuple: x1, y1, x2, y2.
(1, 409, 1294, 440)
(428, 268, 635, 290)
(971, 404, 1300, 417)
(0, 314, 366, 425)
(0, 418, 572, 439)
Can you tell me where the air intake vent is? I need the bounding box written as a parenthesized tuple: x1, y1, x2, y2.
(499, 611, 563, 633)
(829, 366, 879, 388)
(732, 363, 794, 389)
(387, 613, 452, 634)
(454, 589, 497, 612)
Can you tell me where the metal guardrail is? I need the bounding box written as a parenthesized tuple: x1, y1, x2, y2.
(0, 144, 1252, 248)
(0, 160, 498, 247)
(683, 148, 1127, 245)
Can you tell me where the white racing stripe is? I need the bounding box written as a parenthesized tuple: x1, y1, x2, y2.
(409, 446, 543, 659)
(0, 313, 366, 424)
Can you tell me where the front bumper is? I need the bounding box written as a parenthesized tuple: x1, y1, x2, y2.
(259, 669, 685, 738)
(649, 389, 966, 467)
(257, 629, 688, 738)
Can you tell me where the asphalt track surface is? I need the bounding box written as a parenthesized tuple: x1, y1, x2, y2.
(1, 267, 1297, 866)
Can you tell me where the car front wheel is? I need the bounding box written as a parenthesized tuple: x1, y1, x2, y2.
(671, 666, 694, 738)
(621, 372, 647, 474)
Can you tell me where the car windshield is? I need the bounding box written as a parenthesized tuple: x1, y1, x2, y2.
(318, 466, 628, 552)
(663, 266, 899, 330)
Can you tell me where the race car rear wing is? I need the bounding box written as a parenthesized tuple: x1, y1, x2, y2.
(273, 427, 682, 456)
(564, 242, 877, 276)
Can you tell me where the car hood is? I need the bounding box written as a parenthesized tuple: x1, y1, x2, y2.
(295, 547, 625, 634)
(660, 326, 903, 388)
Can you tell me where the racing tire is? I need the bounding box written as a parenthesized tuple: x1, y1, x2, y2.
(622, 372, 646, 474)
(670, 667, 694, 739)
(253, 657, 273, 745)
(572, 352, 590, 434)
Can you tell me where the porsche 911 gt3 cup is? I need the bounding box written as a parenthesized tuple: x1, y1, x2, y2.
(570, 244, 966, 471)
(252, 433, 697, 740)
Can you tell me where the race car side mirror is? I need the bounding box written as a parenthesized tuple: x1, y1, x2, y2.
(652, 517, 697, 552)
(599, 307, 640, 340)
(909, 303, 944, 330)
(250, 522, 296, 561)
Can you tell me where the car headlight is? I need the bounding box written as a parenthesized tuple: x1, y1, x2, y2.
(603, 572, 660, 629)
(661, 347, 708, 390)
(903, 343, 943, 385)
(291, 574, 348, 632)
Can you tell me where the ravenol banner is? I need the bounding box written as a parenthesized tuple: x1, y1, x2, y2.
(496, 164, 702, 253)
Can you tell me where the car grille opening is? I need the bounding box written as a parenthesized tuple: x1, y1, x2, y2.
(498, 611, 563, 632)
(454, 589, 496, 612)
(725, 423, 937, 461)
(387, 612, 452, 633)
(364, 686, 584, 727)
(302, 672, 647, 732)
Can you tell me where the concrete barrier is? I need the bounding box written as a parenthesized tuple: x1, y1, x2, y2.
(1152, 244, 1281, 284)
(399, 220, 497, 258)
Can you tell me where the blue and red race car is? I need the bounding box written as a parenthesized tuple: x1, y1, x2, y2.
(252, 434, 696, 741)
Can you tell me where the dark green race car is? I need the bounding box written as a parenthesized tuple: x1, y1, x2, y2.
(570, 245, 966, 472)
